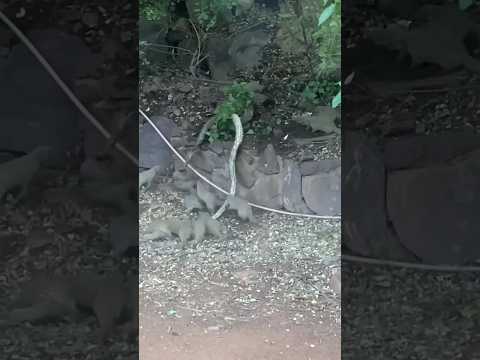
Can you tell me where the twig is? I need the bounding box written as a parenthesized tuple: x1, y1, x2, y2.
(189, 19, 202, 77)
(177, 76, 234, 85)
(142, 42, 195, 55)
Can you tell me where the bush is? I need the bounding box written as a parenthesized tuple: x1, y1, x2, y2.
(208, 82, 254, 142)
(140, 0, 169, 20)
(304, 0, 341, 108)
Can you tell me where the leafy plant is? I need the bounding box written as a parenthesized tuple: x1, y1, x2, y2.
(459, 0, 474, 10)
(190, 0, 238, 31)
(313, 0, 340, 76)
(331, 81, 341, 108)
(302, 77, 339, 106)
(302, 0, 341, 108)
(140, 0, 169, 20)
(208, 82, 254, 142)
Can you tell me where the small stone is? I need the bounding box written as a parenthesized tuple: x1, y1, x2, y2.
(207, 326, 221, 332)
(177, 83, 193, 93)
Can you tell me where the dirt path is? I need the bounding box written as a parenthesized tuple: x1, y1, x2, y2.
(140, 309, 339, 360)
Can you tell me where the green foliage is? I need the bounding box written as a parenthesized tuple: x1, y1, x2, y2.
(140, 0, 239, 31)
(191, 0, 238, 31)
(302, 76, 338, 106)
(302, 0, 341, 108)
(208, 82, 254, 142)
(459, 0, 474, 10)
(140, 0, 169, 20)
(331, 82, 341, 108)
(313, 0, 340, 77)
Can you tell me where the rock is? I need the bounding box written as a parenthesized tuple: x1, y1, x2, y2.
(282, 160, 313, 214)
(186, 0, 233, 27)
(199, 86, 223, 104)
(275, 22, 306, 54)
(188, 149, 225, 173)
(139, 19, 166, 42)
(293, 107, 340, 134)
(244, 172, 284, 209)
(387, 148, 480, 265)
(208, 143, 226, 155)
(382, 110, 416, 136)
(299, 161, 320, 176)
(206, 35, 233, 81)
(142, 76, 165, 93)
(176, 83, 193, 93)
(206, 27, 270, 81)
(256, 144, 280, 175)
(229, 28, 271, 69)
(302, 166, 340, 216)
(209, 61, 231, 81)
(300, 159, 341, 176)
(139, 115, 177, 174)
(236, 0, 255, 14)
(384, 133, 480, 170)
(342, 131, 408, 259)
(0, 29, 100, 166)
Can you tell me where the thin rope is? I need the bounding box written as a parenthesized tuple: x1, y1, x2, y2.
(342, 254, 480, 272)
(139, 108, 340, 220)
(0, 10, 138, 166)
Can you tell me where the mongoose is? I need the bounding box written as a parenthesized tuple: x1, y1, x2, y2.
(0, 271, 136, 342)
(196, 180, 220, 213)
(143, 218, 193, 243)
(184, 192, 204, 212)
(191, 212, 224, 246)
(144, 213, 224, 248)
(226, 195, 255, 222)
(0, 146, 51, 203)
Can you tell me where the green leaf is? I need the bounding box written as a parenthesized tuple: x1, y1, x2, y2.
(318, 4, 335, 26)
(331, 89, 341, 108)
(459, 0, 473, 10)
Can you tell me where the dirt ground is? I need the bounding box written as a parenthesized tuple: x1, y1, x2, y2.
(140, 309, 339, 360)
(139, 183, 340, 360)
